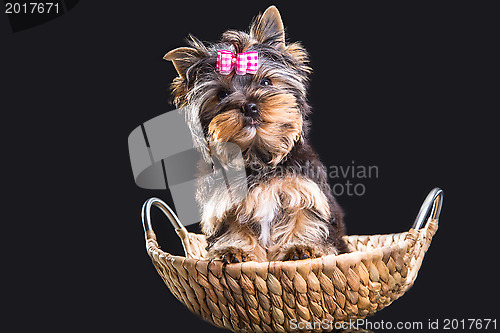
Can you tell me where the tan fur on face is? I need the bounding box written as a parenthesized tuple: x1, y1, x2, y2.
(256, 93, 303, 165)
(208, 92, 302, 166)
(208, 110, 256, 150)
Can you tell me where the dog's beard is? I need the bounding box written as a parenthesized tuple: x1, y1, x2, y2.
(207, 93, 303, 166)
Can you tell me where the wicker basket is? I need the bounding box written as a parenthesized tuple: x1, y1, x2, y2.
(140, 188, 442, 332)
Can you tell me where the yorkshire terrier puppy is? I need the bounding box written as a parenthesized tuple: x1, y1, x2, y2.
(164, 6, 350, 263)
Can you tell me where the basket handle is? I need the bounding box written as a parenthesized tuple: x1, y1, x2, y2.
(141, 197, 187, 241)
(412, 187, 443, 230)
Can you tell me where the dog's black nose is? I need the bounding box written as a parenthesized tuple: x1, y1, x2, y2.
(242, 103, 259, 117)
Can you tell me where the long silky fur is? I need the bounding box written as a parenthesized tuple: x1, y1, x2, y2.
(165, 6, 350, 262)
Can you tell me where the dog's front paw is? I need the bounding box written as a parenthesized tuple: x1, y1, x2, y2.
(284, 245, 315, 261)
(219, 247, 247, 264)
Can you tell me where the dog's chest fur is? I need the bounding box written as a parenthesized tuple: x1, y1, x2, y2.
(200, 173, 331, 248)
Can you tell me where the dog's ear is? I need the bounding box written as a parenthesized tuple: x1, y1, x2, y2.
(163, 47, 200, 78)
(250, 6, 285, 51)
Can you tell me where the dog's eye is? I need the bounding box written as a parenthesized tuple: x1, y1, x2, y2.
(259, 78, 273, 86)
(217, 90, 230, 101)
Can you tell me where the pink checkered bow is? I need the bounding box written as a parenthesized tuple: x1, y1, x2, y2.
(216, 50, 259, 75)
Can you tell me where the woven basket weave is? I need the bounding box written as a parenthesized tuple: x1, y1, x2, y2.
(141, 188, 442, 332)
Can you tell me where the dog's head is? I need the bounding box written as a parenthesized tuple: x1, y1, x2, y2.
(165, 6, 311, 166)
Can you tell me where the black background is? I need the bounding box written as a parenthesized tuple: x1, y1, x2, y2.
(2, 1, 497, 332)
